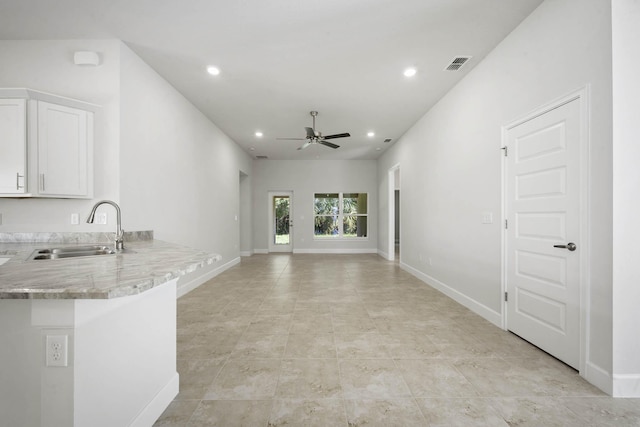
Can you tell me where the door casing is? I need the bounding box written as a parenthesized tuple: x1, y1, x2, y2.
(387, 163, 400, 261)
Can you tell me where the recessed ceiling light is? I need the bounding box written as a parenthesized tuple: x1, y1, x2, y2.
(376, 147, 382, 151)
(403, 67, 417, 77)
(255, 131, 263, 137)
(367, 131, 375, 137)
(250, 147, 255, 151)
(206, 66, 220, 76)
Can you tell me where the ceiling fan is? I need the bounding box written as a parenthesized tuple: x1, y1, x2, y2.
(277, 111, 350, 150)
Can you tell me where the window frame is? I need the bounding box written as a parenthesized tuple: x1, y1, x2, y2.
(313, 192, 368, 240)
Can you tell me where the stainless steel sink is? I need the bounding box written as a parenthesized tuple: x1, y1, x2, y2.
(28, 245, 117, 261)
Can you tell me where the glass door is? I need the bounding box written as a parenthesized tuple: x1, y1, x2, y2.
(268, 191, 293, 252)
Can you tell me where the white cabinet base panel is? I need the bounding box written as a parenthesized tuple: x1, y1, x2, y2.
(0, 280, 178, 427)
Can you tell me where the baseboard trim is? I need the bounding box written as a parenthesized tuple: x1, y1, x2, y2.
(293, 248, 378, 254)
(176, 257, 240, 298)
(254, 249, 269, 254)
(400, 261, 502, 328)
(240, 250, 253, 257)
(377, 249, 391, 260)
(130, 372, 179, 427)
(612, 373, 640, 397)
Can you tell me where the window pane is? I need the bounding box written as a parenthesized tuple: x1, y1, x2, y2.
(314, 193, 339, 215)
(343, 193, 368, 214)
(314, 215, 339, 237)
(274, 196, 290, 245)
(343, 215, 367, 237)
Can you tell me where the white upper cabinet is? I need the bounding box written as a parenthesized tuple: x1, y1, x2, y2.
(0, 99, 27, 194)
(33, 101, 93, 198)
(0, 89, 95, 198)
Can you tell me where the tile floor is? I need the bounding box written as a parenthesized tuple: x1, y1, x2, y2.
(154, 254, 640, 426)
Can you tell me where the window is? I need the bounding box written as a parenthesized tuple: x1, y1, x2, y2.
(343, 193, 368, 238)
(314, 193, 368, 238)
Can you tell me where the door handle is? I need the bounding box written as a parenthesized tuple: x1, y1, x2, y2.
(554, 242, 577, 251)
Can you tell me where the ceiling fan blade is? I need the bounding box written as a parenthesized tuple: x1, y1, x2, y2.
(320, 140, 340, 149)
(276, 137, 306, 140)
(305, 127, 316, 138)
(322, 132, 350, 140)
(297, 141, 312, 150)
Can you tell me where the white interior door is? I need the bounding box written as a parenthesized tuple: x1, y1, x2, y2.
(505, 98, 582, 369)
(268, 191, 293, 253)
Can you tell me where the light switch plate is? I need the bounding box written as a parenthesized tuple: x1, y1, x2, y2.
(482, 212, 493, 224)
(70, 213, 79, 225)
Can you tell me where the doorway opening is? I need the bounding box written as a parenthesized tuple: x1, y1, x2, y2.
(239, 171, 251, 256)
(268, 191, 293, 253)
(388, 164, 400, 262)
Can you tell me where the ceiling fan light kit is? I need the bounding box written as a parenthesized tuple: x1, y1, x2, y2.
(277, 111, 351, 150)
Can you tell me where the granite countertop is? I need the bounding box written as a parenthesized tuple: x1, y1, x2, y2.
(0, 233, 221, 299)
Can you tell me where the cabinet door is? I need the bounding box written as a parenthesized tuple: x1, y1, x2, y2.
(0, 99, 27, 194)
(37, 101, 91, 197)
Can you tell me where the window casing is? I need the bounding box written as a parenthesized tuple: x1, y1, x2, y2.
(314, 192, 368, 239)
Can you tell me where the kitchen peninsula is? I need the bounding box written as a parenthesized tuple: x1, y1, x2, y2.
(0, 232, 221, 427)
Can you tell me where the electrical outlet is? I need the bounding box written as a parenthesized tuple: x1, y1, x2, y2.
(46, 335, 68, 367)
(70, 213, 79, 225)
(95, 212, 107, 225)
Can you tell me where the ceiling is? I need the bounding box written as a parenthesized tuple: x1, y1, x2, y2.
(0, 0, 543, 160)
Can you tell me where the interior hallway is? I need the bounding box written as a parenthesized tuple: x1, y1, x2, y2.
(155, 254, 640, 426)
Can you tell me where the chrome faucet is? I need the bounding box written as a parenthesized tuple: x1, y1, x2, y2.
(86, 200, 124, 250)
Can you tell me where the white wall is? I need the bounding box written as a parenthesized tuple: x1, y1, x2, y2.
(0, 40, 121, 231)
(377, 0, 613, 390)
(252, 160, 377, 253)
(0, 40, 253, 267)
(612, 0, 640, 397)
(119, 43, 252, 263)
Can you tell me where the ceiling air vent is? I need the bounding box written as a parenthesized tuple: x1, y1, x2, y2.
(256, 155, 268, 159)
(444, 56, 472, 71)
(384, 138, 392, 143)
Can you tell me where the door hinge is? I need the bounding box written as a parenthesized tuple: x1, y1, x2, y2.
(501, 146, 508, 157)
(505, 219, 508, 229)
(504, 291, 508, 302)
